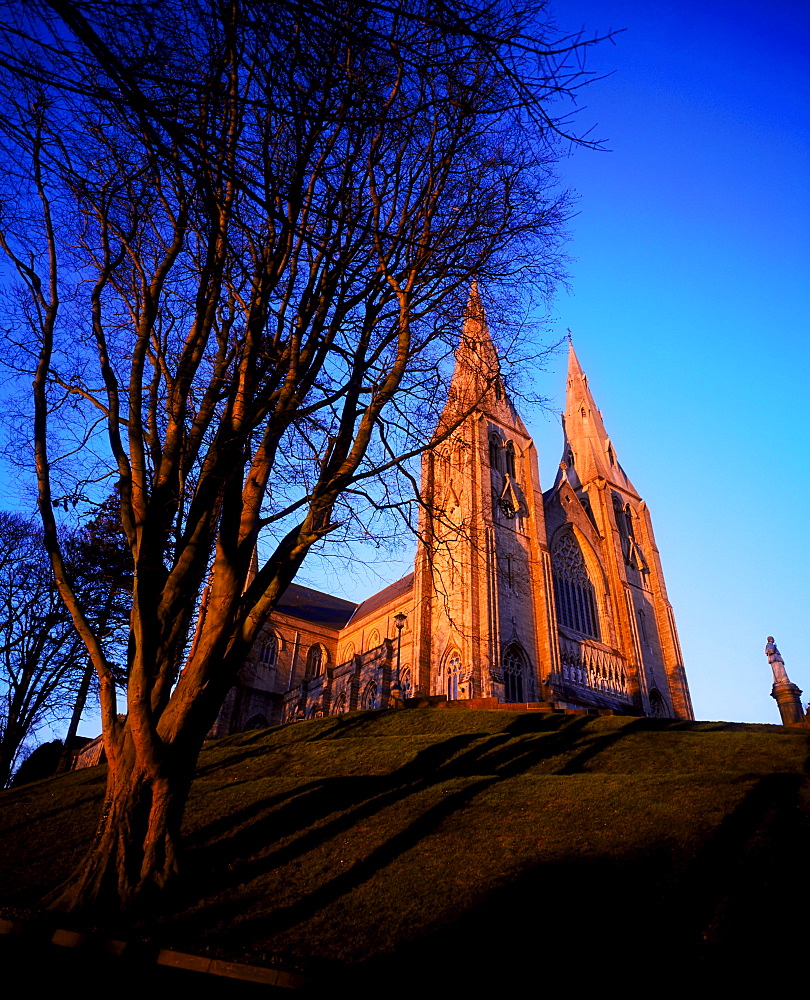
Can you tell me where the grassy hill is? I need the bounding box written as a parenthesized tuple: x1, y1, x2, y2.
(1, 708, 808, 988)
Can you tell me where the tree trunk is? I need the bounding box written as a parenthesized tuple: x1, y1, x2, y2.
(0, 747, 15, 789)
(0, 712, 25, 788)
(48, 741, 194, 914)
(56, 660, 94, 775)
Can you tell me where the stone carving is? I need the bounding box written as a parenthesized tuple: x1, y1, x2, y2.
(765, 637, 790, 685)
(557, 634, 629, 700)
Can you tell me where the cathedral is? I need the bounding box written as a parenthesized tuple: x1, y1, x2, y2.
(212, 292, 693, 734)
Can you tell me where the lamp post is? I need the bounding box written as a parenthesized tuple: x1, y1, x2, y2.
(392, 612, 407, 705)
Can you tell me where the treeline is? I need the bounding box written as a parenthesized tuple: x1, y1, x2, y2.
(0, 505, 130, 785)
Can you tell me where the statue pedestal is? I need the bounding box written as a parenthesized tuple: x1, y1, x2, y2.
(771, 681, 804, 725)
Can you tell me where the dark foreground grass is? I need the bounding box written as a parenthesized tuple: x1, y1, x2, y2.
(1, 710, 808, 988)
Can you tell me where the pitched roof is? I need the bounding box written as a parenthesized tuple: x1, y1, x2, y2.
(346, 573, 414, 627)
(274, 583, 358, 630)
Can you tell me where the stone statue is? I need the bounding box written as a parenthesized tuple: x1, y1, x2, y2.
(765, 636, 790, 685)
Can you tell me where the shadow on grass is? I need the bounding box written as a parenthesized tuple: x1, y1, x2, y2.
(174, 713, 810, 966)
(669, 770, 808, 960)
(173, 716, 601, 938)
(550, 715, 651, 774)
(321, 770, 809, 992)
(0, 768, 106, 839)
(4, 708, 807, 980)
(193, 711, 443, 780)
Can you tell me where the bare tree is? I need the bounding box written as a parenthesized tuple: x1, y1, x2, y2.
(55, 499, 132, 773)
(0, 509, 130, 786)
(0, 0, 603, 911)
(0, 513, 85, 785)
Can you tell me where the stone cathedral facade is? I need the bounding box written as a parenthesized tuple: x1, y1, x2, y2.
(212, 293, 693, 735)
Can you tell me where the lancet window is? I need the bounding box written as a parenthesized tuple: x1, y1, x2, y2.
(489, 435, 502, 471)
(551, 531, 601, 640)
(637, 608, 649, 646)
(257, 632, 278, 668)
(502, 645, 526, 702)
(361, 681, 378, 710)
(306, 643, 325, 676)
(445, 648, 462, 701)
(614, 495, 647, 578)
(613, 495, 631, 562)
(579, 493, 597, 528)
(505, 441, 516, 478)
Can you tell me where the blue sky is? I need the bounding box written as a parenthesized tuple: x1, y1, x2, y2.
(5, 1, 808, 743)
(527, 0, 810, 722)
(311, 1, 810, 724)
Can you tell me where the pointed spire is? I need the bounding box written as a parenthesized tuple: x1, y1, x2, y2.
(555, 340, 638, 495)
(436, 283, 526, 434)
(459, 280, 496, 366)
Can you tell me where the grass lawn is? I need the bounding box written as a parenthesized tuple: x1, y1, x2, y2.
(1, 710, 808, 988)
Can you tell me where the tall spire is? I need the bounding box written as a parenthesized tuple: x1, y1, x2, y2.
(556, 341, 637, 495)
(452, 281, 500, 391)
(437, 283, 525, 434)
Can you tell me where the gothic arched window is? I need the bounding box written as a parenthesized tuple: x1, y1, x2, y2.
(489, 435, 502, 471)
(624, 504, 636, 540)
(505, 441, 516, 478)
(445, 648, 462, 701)
(400, 666, 412, 700)
(649, 689, 667, 718)
(257, 632, 278, 669)
(580, 493, 596, 528)
(551, 531, 601, 640)
(341, 643, 356, 664)
(306, 643, 324, 676)
(366, 629, 380, 650)
(333, 690, 347, 715)
(361, 681, 378, 710)
(502, 645, 526, 703)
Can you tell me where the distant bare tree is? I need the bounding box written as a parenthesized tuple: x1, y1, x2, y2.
(0, 0, 604, 911)
(0, 509, 130, 786)
(0, 513, 84, 786)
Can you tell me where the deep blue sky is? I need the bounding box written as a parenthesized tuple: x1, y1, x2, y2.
(527, 0, 810, 722)
(5, 2, 808, 742)
(313, 0, 810, 724)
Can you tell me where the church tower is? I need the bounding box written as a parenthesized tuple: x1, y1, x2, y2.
(223, 309, 693, 732)
(543, 343, 693, 719)
(411, 288, 558, 703)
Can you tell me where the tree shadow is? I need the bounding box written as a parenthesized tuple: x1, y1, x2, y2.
(169, 715, 618, 941)
(0, 768, 106, 837)
(317, 770, 809, 992)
